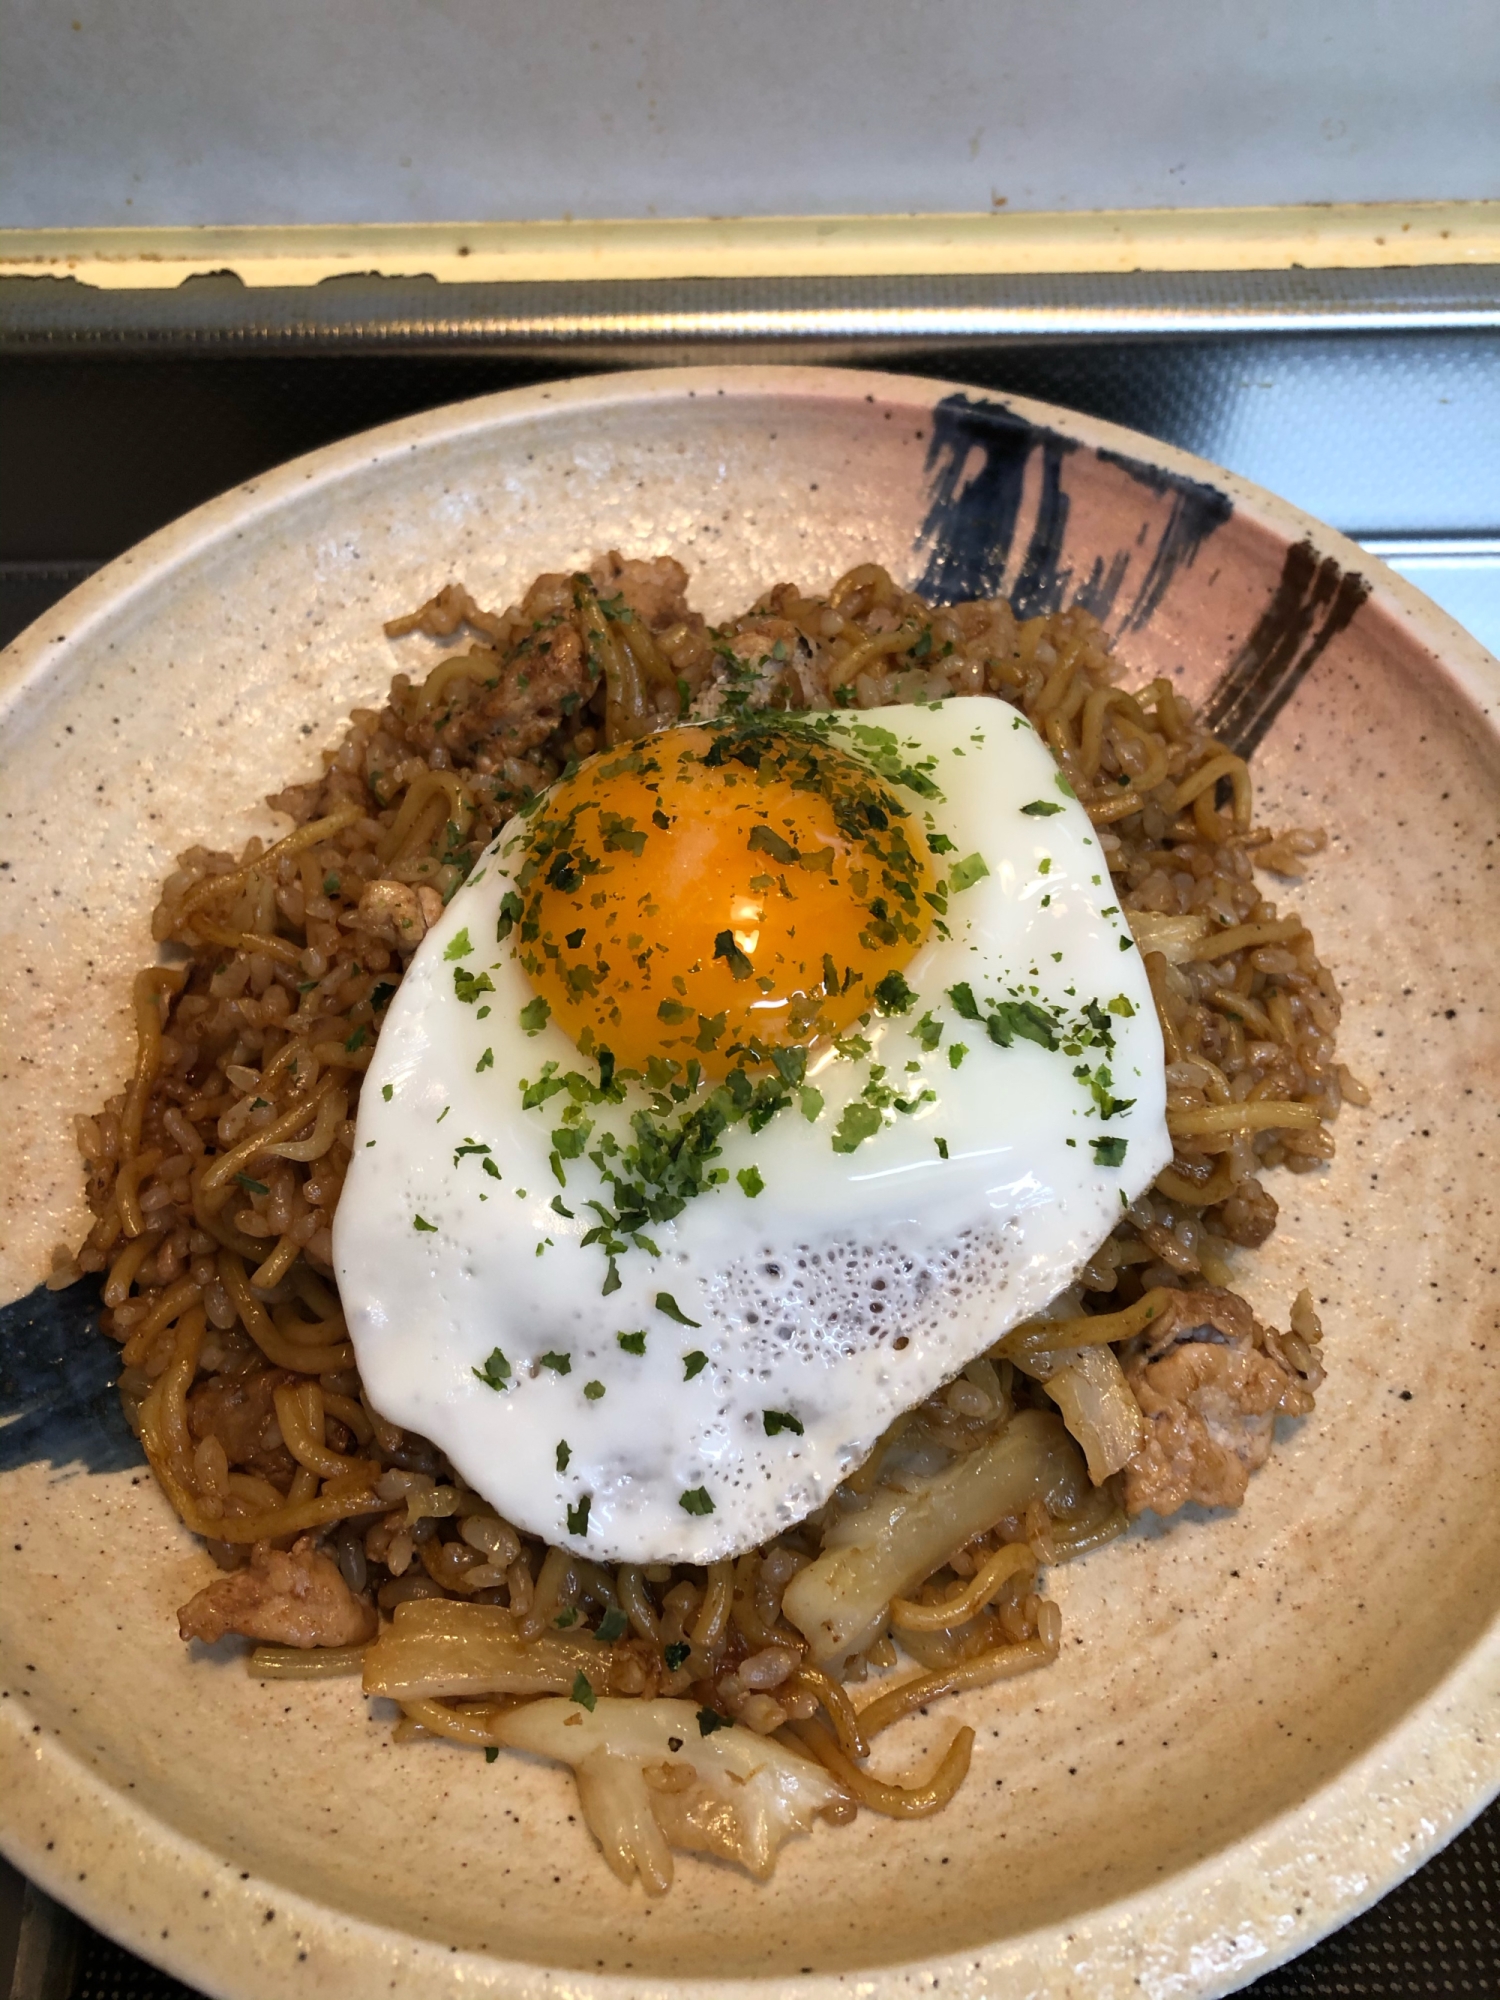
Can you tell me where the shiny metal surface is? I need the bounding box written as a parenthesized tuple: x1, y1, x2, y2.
(6, 268, 1498, 550)
(6, 264, 1500, 347)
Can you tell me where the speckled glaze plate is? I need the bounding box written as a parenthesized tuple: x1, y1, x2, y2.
(2, 366, 1499, 2000)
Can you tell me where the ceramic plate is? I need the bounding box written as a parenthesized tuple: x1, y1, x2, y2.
(2, 366, 1498, 2000)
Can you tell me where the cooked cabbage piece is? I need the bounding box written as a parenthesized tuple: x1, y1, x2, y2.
(361, 1597, 620, 1700)
(1011, 1342, 1146, 1483)
(493, 1698, 846, 1893)
(1126, 909, 1213, 963)
(782, 1409, 1088, 1665)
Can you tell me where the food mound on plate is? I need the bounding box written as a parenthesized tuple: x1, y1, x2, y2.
(67, 556, 1353, 1894)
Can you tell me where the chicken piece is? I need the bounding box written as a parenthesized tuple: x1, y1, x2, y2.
(591, 551, 692, 630)
(178, 1535, 377, 1647)
(1132, 1285, 1257, 1360)
(1123, 1342, 1295, 1515)
(443, 621, 590, 771)
(516, 570, 580, 624)
(344, 878, 443, 953)
(1212, 1176, 1280, 1249)
(721, 616, 804, 669)
(1121, 1285, 1317, 1516)
(189, 1366, 293, 1477)
(693, 616, 813, 716)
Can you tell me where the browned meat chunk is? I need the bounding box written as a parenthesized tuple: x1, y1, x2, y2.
(189, 1367, 294, 1480)
(1133, 1285, 1257, 1359)
(1212, 1177, 1279, 1249)
(517, 569, 580, 624)
(591, 552, 692, 629)
(178, 1535, 377, 1648)
(1121, 1286, 1317, 1516)
(1123, 1341, 1293, 1514)
(442, 621, 588, 770)
(346, 879, 444, 953)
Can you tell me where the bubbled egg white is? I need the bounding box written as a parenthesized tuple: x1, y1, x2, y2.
(334, 697, 1169, 1562)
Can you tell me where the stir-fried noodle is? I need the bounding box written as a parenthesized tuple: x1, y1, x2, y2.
(64, 556, 1349, 1889)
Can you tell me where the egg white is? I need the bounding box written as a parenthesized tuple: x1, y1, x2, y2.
(334, 697, 1170, 1562)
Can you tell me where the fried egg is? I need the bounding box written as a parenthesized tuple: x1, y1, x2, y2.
(334, 697, 1169, 1562)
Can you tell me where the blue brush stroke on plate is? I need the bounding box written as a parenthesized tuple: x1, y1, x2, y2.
(915, 393, 1233, 630)
(0, 1277, 142, 1476)
(1094, 444, 1236, 632)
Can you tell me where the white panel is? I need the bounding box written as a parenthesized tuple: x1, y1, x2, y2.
(2, 0, 1498, 229)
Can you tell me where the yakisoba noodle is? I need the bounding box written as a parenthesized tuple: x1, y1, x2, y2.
(66, 555, 1349, 1891)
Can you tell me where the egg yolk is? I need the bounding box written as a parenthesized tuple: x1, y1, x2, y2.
(506, 724, 937, 1077)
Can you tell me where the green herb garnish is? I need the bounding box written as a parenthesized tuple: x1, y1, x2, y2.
(656, 1292, 700, 1327)
(831, 1100, 882, 1154)
(712, 929, 755, 981)
(912, 1011, 944, 1051)
(986, 1000, 1061, 1052)
(472, 1346, 511, 1391)
(453, 966, 494, 1005)
(873, 970, 918, 1016)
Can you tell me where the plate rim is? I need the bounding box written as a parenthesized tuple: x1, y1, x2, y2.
(3, 360, 1499, 2000)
